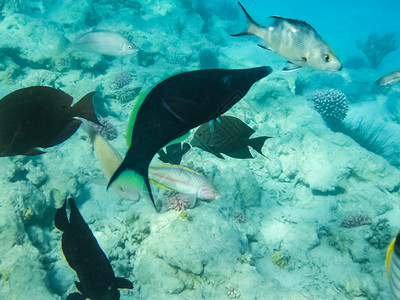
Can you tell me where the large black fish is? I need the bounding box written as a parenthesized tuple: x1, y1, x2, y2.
(0, 86, 101, 157)
(191, 115, 271, 159)
(107, 67, 272, 208)
(54, 198, 133, 300)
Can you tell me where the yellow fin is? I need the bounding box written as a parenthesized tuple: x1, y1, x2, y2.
(386, 237, 396, 277)
(150, 179, 172, 191)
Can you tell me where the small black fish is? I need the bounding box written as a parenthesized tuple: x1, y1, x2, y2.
(55, 198, 133, 300)
(0, 86, 101, 157)
(157, 142, 191, 165)
(191, 116, 271, 159)
(107, 67, 272, 209)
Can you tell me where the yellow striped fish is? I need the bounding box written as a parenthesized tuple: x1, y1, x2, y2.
(387, 228, 400, 299)
(82, 121, 139, 200)
(149, 164, 218, 200)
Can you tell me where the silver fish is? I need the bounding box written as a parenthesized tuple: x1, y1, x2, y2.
(232, 2, 342, 72)
(71, 31, 138, 56)
(376, 69, 400, 86)
(149, 164, 218, 200)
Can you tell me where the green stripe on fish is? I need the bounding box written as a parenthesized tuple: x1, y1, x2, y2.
(107, 67, 273, 209)
(126, 88, 149, 148)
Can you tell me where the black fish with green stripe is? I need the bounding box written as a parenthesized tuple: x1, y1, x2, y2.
(107, 67, 272, 209)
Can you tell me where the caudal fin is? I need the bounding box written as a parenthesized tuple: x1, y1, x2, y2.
(107, 160, 156, 209)
(54, 199, 69, 232)
(248, 136, 271, 156)
(72, 92, 102, 126)
(231, 2, 261, 37)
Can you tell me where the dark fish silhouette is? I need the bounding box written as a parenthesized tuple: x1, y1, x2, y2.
(191, 115, 271, 159)
(0, 86, 101, 157)
(157, 142, 191, 165)
(107, 67, 272, 209)
(55, 198, 133, 300)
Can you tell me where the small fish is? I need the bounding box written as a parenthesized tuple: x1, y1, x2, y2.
(386, 227, 400, 299)
(82, 121, 140, 200)
(0, 86, 101, 157)
(376, 69, 400, 86)
(191, 115, 271, 159)
(157, 142, 191, 165)
(54, 198, 133, 300)
(70, 31, 138, 56)
(107, 67, 272, 209)
(149, 164, 218, 200)
(232, 2, 342, 72)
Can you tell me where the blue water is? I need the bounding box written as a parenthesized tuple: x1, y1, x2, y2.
(0, 0, 400, 299)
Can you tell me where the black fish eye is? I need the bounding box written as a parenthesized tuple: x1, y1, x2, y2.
(221, 76, 231, 87)
(324, 55, 330, 62)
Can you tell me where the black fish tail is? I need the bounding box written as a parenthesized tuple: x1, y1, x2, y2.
(66, 292, 85, 300)
(107, 155, 156, 209)
(54, 199, 69, 231)
(248, 136, 271, 156)
(231, 2, 260, 37)
(115, 277, 134, 289)
(72, 92, 102, 126)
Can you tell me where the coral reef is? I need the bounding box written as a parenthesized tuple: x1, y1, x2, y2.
(341, 214, 372, 228)
(227, 285, 241, 298)
(356, 33, 398, 68)
(343, 117, 400, 165)
(166, 50, 192, 66)
(2, 67, 23, 84)
(365, 218, 392, 249)
(165, 192, 193, 211)
(308, 89, 349, 125)
(110, 71, 132, 90)
(90, 118, 118, 141)
(116, 87, 142, 104)
(271, 251, 289, 269)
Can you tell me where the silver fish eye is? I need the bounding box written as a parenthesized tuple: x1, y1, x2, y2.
(324, 55, 330, 62)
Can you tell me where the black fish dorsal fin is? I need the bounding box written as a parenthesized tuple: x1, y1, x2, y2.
(54, 199, 69, 231)
(71, 92, 101, 125)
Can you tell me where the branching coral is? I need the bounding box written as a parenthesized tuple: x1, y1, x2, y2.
(110, 71, 132, 90)
(90, 118, 118, 140)
(356, 33, 398, 68)
(308, 89, 349, 130)
(341, 214, 372, 228)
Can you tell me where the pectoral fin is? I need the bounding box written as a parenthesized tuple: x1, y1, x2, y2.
(283, 62, 302, 72)
(24, 148, 45, 156)
(162, 97, 198, 124)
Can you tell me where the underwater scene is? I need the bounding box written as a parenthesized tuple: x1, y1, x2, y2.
(0, 0, 400, 299)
